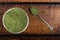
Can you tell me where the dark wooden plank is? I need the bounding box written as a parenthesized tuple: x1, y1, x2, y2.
(0, 36, 60, 40)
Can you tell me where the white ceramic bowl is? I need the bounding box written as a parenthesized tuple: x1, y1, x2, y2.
(2, 8, 29, 34)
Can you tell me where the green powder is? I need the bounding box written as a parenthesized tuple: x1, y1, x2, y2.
(4, 8, 27, 33)
(30, 6, 39, 16)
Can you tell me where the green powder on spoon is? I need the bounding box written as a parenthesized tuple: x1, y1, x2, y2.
(30, 6, 39, 16)
(30, 6, 53, 30)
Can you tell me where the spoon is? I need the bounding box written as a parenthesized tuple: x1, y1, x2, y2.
(30, 6, 53, 30)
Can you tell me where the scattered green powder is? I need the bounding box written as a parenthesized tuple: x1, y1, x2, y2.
(4, 8, 27, 33)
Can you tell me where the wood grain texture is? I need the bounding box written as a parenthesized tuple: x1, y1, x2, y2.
(0, 4, 60, 35)
(0, 0, 60, 2)
(50, 0, 60, 2)
(0, 0, 49, 2)
(0, 36, 60, 40)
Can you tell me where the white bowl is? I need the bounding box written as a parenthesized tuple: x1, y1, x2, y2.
(2, 8, 29, 34)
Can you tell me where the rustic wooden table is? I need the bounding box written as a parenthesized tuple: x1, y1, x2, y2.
(0, 0, 60, 40)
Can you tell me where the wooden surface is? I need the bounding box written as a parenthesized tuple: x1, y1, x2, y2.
(0, 0, 49, 2)
(0, 0, 60, 2)
(0, 0, 60, 39)
(0, 36, 60, 40)
(0, 4, 60, 35)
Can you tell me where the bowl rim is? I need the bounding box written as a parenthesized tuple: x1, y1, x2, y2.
(2, 7, 29, 34)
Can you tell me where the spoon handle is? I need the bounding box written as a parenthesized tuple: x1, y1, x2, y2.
(37, 15, 53, 30)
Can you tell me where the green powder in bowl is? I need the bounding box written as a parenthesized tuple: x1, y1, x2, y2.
(2, 8, 29, 34)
